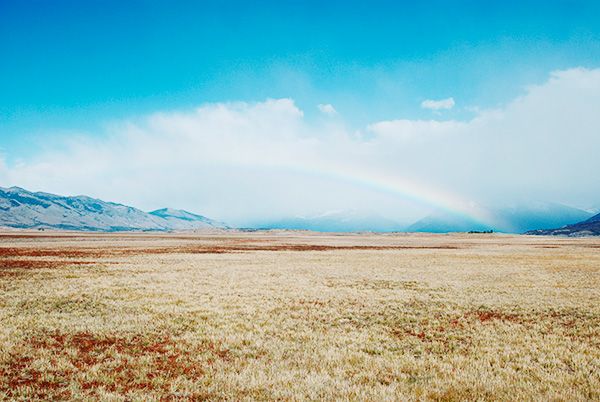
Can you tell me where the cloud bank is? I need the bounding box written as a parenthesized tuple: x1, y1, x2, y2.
(1, 68, 599, 226)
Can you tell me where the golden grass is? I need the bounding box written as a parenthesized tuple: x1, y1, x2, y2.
(0, 231, 599, 401)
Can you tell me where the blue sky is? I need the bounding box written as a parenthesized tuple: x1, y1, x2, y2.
(2, 1, 600, 151)
(1, 1, 600, 224)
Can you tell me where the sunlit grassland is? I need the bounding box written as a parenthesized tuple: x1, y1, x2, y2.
(0, 232, 599, 400)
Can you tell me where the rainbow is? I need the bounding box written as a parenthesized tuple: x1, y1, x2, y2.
(285, 162, 497, 228)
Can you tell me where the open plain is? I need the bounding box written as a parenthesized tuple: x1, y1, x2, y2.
(0, 231, 599, 401)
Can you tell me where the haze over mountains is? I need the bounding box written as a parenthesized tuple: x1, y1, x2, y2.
(408, 203, 593, 234)
(0, 186, 597, 235)
(264, 210, 405, 233)
(0, 187, 227, 231)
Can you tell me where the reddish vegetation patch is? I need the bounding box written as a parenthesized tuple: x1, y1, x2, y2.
(297, 299, 328, 307)
(390, 328, 462, 352)
(0, 259, 93, 270)
(391, 309, 587, 348)
(403, 330, 427, 340)
(0, 244, 462, 260)
(247, 244, 462, 251)
(0, 247, 106, 258)
(468, 310, 524, 324)
(390, 325, 441, 344)
(0, 259, 96, 278)
(127, 244, 462, 254)
(464, 309, 583, 328)
(0, 234, 77, 240)
(0, 332, 230, 399)
(0, 356, 72, 400)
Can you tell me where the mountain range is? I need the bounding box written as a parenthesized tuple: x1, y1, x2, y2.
(259, 203, 594, 234)
(408, 202, 593, 234)
(1, 186, 598, 235)
(0, 186, 227, 231)
(263, 210, 404, 232)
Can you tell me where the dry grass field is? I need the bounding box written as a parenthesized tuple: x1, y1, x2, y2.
(0, 231, 599, 401)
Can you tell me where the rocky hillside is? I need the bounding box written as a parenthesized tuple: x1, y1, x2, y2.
(0, 186, 227, 231)
(149, 208, 228, 230)
(526, 213, 600, 236)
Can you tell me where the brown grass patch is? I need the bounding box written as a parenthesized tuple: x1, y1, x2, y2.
(0, 259, 94, 270)
(467, 309, 524, 324)
(0, 247, 106, 258)
(463, 309, 591, 329)
(0, 259, 97, 278)
(0, 332, 230, 400)
(392, 308, 595, 350)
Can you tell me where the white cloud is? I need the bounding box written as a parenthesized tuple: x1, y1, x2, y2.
(421, 97, 455, 110)
(367, 119, 466, 141)
(3, 68, 600, 225)
(317, 103, 337, 115)
(0, 156, 6, 182)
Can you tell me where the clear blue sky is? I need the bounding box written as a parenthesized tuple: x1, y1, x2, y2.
(1, 0, 600, 159)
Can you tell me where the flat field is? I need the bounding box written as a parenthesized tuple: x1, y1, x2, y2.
(0, 231, 599, 401)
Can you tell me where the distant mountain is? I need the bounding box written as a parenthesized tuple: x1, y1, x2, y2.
(149, 208, 229, 229)
(407, 212, 491, 233)
(526, 213, 600, 236)
(0, 186, 227, 231)
(493, 202, 593, 233)
(263, 210, 404, 232)
(407, 202, 593, 234)
(3, 185, 593, 235)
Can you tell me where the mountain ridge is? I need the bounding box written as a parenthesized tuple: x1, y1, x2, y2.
(0, 186, 227, 232)
(149, 208, 229, 229)
(2, 186, 597, 234)
(526, 212, 600, 236)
